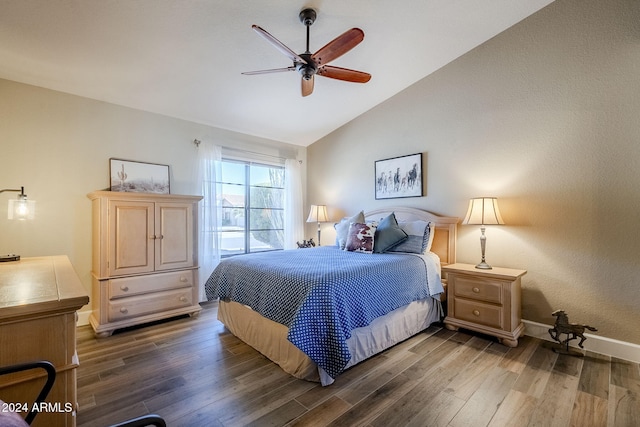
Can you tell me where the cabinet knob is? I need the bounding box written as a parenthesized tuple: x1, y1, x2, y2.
(119, 307, 128, 314)
(179, 296, 187, 302)
(472, 287, 480, 293)
(180, 276, 188, 282)
(120, 285, 129, 291)
(473, 309, 480, 316)
(150, 235, 157, 240)
(158, 235, 164, 240)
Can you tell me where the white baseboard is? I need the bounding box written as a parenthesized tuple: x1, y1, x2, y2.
(523, 319, 640, 363)
(77, 310, 91, 327)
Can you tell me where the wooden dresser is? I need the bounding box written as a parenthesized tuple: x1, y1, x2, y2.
(0, 256, 89, 427)
(442, 263, 526, 347)
(87, 191, 202, 337)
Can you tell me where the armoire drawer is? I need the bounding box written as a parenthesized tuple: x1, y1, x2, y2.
(108, 270, 194, 299)
(453, 298, 503, 329)
(107, 288, 194, 321)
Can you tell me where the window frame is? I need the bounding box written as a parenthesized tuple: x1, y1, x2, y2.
(218, 158, 285, 257)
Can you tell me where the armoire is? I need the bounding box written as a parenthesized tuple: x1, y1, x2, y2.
(87, 191, 203, 337)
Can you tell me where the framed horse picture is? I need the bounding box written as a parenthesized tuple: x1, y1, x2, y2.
(375, 153, 423, 199)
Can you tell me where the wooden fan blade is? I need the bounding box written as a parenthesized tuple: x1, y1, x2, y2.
(317, 65, 371, 83)
(242, 66, 296, 75)
(301, 75, 314, 97)
(311, 28, 365, 66)
(252, 25, 307, 64)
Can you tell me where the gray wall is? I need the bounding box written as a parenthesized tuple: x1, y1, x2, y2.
(306, 0, 640, 344)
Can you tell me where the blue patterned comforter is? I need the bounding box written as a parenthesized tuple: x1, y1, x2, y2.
(205, 246, 443, 379)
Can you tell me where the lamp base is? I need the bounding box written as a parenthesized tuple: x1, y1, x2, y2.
(1, 254, 20, 262)
(475, 261, 492, 270)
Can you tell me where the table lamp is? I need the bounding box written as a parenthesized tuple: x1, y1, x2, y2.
(463, 197, 504, 269)
(306, 204, 329, 246)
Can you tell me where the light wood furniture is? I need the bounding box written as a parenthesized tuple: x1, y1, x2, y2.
(442, 263, 526, 347)
(0, 256, 89, 427)
(87, 191, 202, 337)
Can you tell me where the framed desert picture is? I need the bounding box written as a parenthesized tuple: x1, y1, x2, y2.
(375, 153, 422, 199)
(110, 158, 170, 194)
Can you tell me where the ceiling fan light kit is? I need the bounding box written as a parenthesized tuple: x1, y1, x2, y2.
(242, 8, 371, 97)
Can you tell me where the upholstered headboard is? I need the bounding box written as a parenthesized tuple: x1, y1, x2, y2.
(365, 207, 459, 265)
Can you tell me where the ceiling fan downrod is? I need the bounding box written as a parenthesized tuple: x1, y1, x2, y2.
(298, 9, 318, 81)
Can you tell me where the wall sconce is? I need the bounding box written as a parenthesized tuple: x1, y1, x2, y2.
(1, 186, 36, 220)
(463, 197, 504, 269)
(306, 204, 329, 246)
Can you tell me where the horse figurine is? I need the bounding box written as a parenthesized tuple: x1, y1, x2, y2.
(548, 309, 597, 356)
(296, 238, 316, 249)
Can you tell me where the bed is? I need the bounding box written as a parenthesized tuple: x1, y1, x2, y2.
(205, 207, 458, 385)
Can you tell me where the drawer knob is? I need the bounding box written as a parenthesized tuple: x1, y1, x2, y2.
(180, 276, 188, 282)
(473, 309, 480, 316)
(179, 296, 187, 302)
(473, 287, 480, 293)
(120, 285, 129, 291)
(119, 307, 128, 314)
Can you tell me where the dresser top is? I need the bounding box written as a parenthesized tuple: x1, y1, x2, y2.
(0, 256, 89, 319)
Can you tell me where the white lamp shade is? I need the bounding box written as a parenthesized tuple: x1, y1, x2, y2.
(463, 197, 504, 225)
(8, 198, 36, 220)
(306, 205, 329, 223)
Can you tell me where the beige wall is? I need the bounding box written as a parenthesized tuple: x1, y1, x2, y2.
(0, 79, 305, 314)
(307, 0, 640, 344)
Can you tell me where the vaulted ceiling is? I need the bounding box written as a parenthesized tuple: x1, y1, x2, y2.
(0, 1, 554, 146)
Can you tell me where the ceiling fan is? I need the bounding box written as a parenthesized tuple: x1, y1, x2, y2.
(242, 8, 371, 97)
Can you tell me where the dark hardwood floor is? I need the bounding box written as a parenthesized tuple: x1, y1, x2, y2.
(76, 302, 639, 427)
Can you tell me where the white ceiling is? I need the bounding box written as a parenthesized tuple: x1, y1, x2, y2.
(0, 0, 554, 146)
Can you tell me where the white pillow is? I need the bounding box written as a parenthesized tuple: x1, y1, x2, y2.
(334, 211, 365, 249)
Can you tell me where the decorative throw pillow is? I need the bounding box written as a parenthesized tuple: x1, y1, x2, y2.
(344, 222, 377, 253)
(387, 220, 433, 254)
(334, 211, 365, 249)
(373, 212, 408, 253)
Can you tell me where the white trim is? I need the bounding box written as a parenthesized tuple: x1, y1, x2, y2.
(523, 319, 640, 363)
(77, 310, 91, 327)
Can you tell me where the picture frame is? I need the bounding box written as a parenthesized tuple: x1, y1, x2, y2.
(375, 153, 423, 199)
(109, 158, 170, 194)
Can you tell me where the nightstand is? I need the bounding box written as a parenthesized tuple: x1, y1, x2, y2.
(442, 263, 526, 347)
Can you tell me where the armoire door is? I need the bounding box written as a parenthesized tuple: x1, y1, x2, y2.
(155, 202, 194, 271)
(108, 200, 155, 276)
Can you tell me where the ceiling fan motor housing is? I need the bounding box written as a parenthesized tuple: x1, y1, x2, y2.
(297, 53, 316, 80)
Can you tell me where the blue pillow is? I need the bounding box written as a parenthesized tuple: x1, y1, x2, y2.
(387, 221, 433, 254)
(373, 212, 408, 253)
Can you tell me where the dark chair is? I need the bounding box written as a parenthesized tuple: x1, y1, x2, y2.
(0, 360, 56, 426)
(109, 414, 167, 427)
(1, 361, 166, 427)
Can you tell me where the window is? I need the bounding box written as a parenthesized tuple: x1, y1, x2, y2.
(218, 159, 285, 257)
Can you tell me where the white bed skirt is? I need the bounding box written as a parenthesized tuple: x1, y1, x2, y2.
(217, 297, 442, 386)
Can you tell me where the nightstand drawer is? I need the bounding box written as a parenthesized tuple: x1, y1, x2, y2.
(453, 276, 502, 304)
(454, 298, 503, 329)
